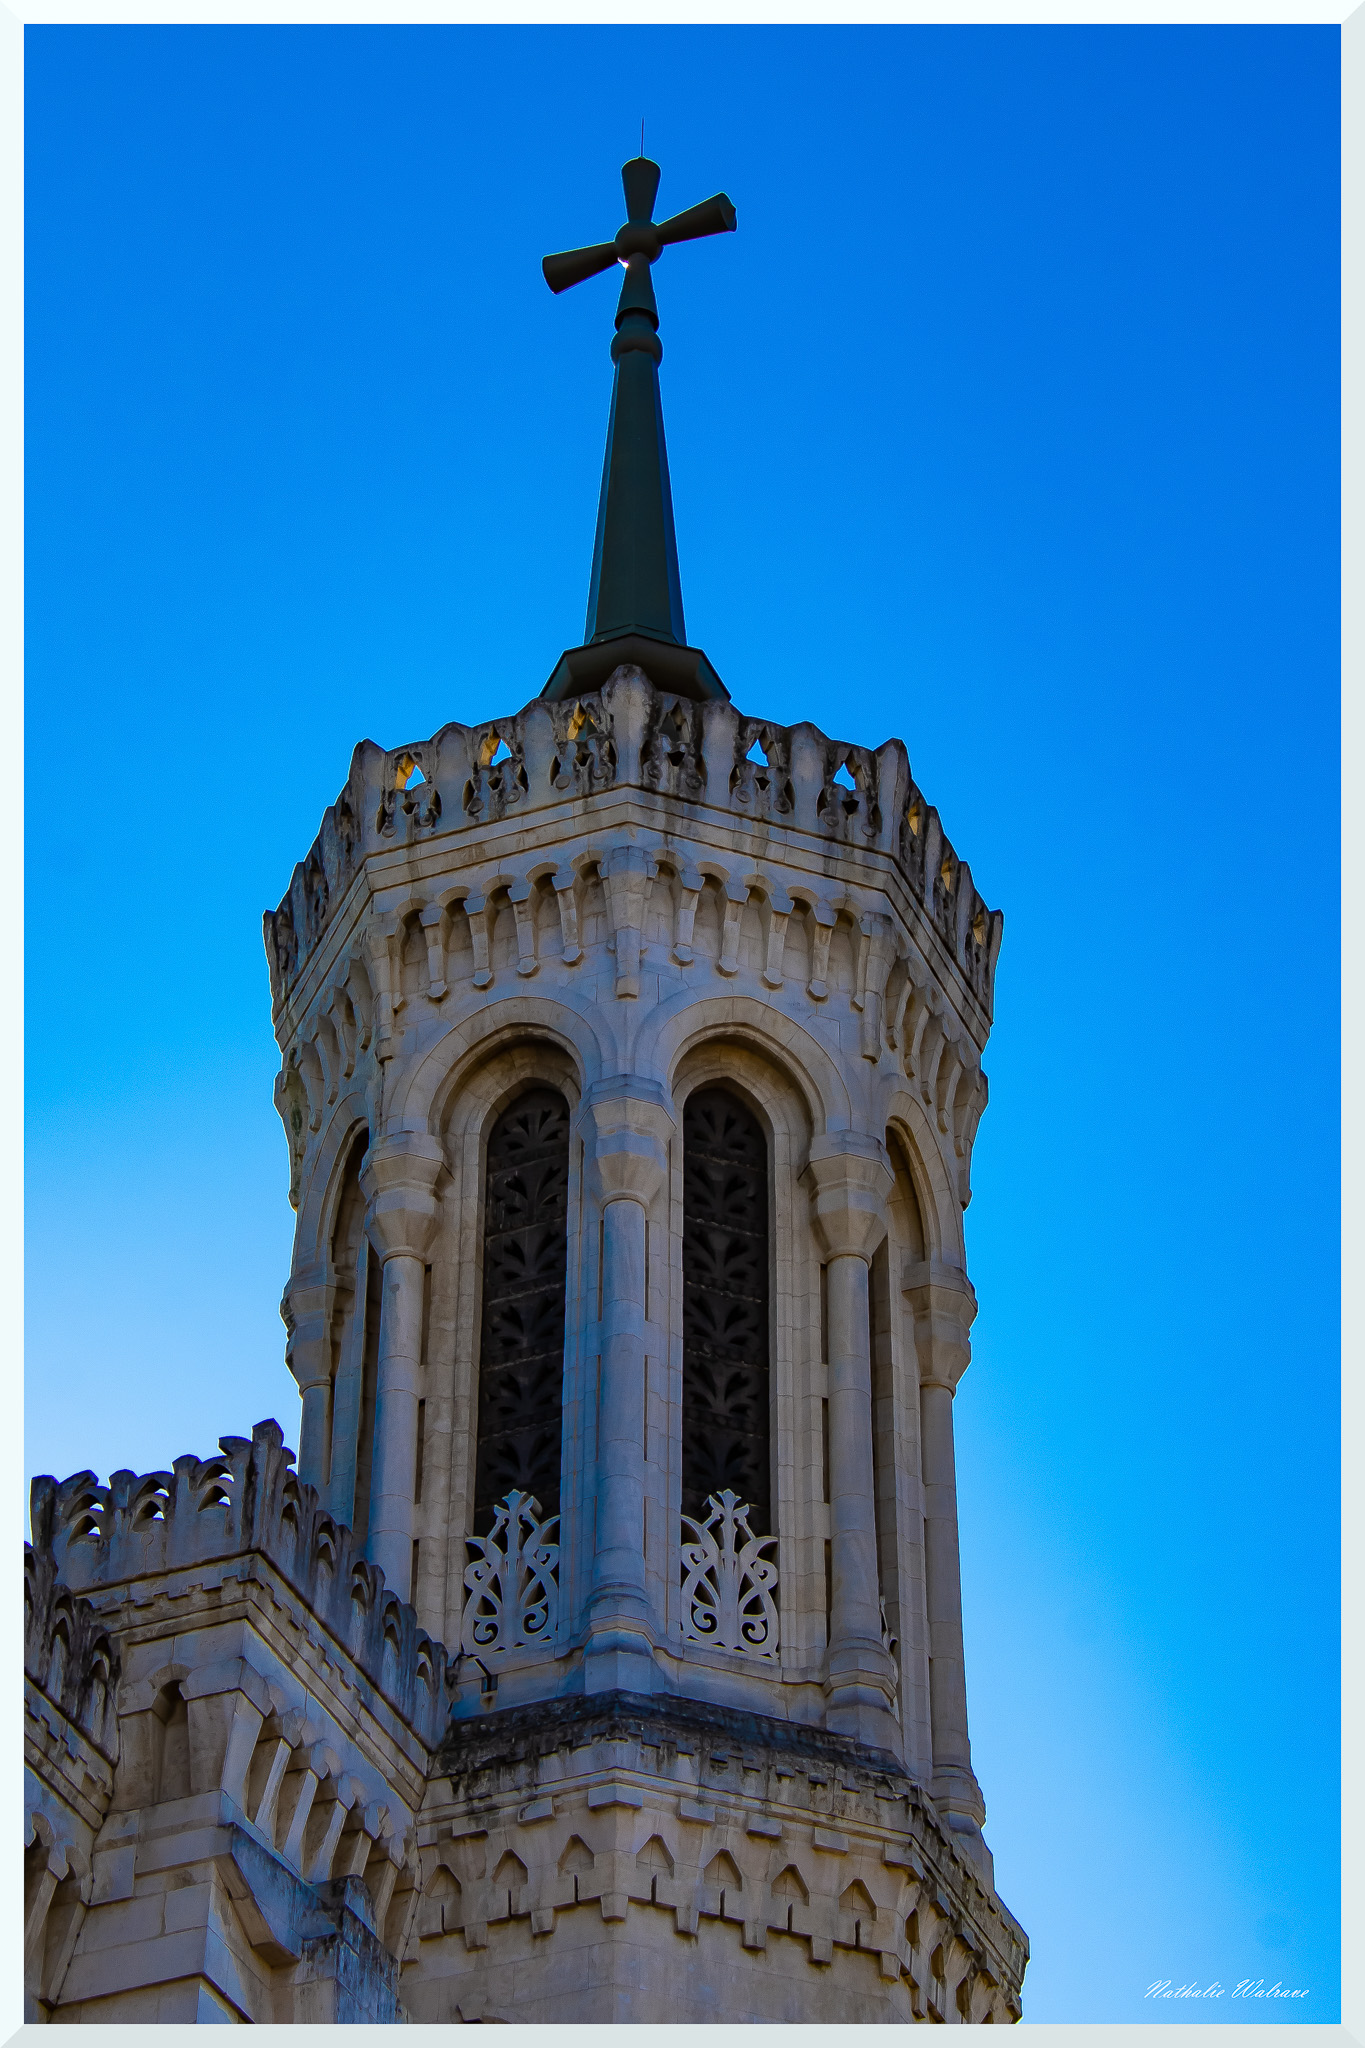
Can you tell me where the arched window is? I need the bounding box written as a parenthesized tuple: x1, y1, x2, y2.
(327, 1129, 379, 1539)
(681, 1085, 771, 1531)
(473, 1087, 570, 1535)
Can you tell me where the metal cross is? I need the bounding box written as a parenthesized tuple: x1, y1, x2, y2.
(539, 156, 736, 703)
(542, 155, 736, 362)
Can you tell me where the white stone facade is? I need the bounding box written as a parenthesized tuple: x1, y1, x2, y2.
(23, 660, 1027, 2021)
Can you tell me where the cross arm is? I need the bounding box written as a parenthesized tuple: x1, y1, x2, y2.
(543, 241, 619, 295)
(655, 193, 737, 246)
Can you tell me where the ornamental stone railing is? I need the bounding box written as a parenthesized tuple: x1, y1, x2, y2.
(458, 1491, 561, 1657)
(263, 665, 1002, 1021)
(30, 1419, 456, 1748)
(679, 1491, 779, 1659)
(24, 1544, 121, 1765)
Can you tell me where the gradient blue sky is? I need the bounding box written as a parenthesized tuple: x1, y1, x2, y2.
(24, 24, 1339, 2024)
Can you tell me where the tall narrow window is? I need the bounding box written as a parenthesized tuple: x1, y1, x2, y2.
(326, 1130, 372, 1532)
(473, 1087, 570, 1535)
(681, 1085, 771, 1531)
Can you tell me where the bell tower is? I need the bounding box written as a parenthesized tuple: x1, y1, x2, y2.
(260, 154, 1028, 2023)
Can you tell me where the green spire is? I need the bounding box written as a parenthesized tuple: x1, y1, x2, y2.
(540, 156, 735, 704)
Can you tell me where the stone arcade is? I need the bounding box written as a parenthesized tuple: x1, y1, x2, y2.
(24, 155, 1028, 2023)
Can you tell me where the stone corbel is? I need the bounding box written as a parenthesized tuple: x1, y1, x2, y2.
(249, 1710, 309, 1843)
(344, 953, 374, 1052)
(294, 1042, 324, 1133)
(179, 1654, 275, 1812)
(368, 1832, 409, 1930)
(857, 913, 897, 1060)
(313, 1014, 341, 1104)
(507, 878, 539, 977)
(807, 903, 838, 1001)
(462, 892, 494, 989)
(920, 1010, 951, 1110)
(418, 902, 448, 1000)
(717, 875, 750, 977)
(936, 1037, 965, 1135)
(885, 956, 917, 1051)
(672, 861, 702, 964)
(306, 1773, 360, 1884)
(906, 982, 940, 1080)
(280, 1741, 339, 1870)
(35, 1847, 90, 2014)
(956, 1068, 988, 1164)
(954, 857, 977, 961)
(24, 1827, 69, 1972)
(321, 987, 356, 1078)
(761, 884, 794, 989)
(602, 844, 656, 998)
(551, 866, 582, 964)
(336, 1799, 391, 1880)
(363, 917, 400, 1060)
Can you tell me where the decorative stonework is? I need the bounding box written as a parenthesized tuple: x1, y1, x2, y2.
(460, 1491, 562, 1656)
(33, 1419, 455, 1748)
(27, 660, 1025, 2019)
(407, 1691, 1027, 2025)
(262, 667, 1002, 1035)
(679, 1491, 779, 1658)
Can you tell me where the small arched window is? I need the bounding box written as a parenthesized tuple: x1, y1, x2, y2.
(473, 1087, 570, 1534)
(681, 1085, 772, 1531)
(327, 1129, 379, 1539)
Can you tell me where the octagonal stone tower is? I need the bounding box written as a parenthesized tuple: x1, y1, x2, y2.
(256, 156, 1026, 2023)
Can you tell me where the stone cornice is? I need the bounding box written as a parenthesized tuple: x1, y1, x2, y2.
(264, 666, 1001, 1043)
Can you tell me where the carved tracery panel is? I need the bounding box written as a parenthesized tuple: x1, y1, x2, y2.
(681, 1085, 772, 1532)
(473, 1087, 570, 1536)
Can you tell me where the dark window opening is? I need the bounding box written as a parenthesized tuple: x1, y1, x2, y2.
(681, 1085, 771, 1531)
(473, 1086, 570, 1535)
(351, 1241, 384, 1546)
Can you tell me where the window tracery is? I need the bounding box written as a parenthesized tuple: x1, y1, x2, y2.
(472, 1087, 570, 1536)
(681, 1085, 772, 1533)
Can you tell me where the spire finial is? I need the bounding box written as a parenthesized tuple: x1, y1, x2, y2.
(539, 158, 736, 704)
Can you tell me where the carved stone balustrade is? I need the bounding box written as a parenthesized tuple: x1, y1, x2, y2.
(263, 666, 1002, 1034)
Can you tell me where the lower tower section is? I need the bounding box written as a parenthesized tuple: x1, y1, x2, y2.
(407, 1694, 1026, 2024)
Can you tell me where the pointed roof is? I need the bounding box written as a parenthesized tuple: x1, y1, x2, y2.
(540, 156, 735, 704)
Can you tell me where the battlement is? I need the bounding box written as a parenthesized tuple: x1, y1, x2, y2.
(262, 666, 1002, 1027)
(30, 1419, 455, 1750)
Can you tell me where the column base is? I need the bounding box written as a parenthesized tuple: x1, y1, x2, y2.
(824, 1638, 900, 1752)
(582, 1624, 661, 1696)
(824, 1690, 901, 1751)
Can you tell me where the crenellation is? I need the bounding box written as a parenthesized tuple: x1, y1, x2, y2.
(265, 670, 1001, 1036)
(34, 1421, 456, 1750)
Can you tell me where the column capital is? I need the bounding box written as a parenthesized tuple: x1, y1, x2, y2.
(360, 1131, 446, 1262)
(584, 1077, 675, 1207)
(281, 1261, 336, 1392)
(802, 1132, 894, 1262)
(903, 1257, 977, 1390)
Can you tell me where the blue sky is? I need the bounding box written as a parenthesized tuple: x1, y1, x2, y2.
(24, 24, 1339, 2024)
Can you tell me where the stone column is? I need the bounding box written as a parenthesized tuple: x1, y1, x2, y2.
(803, 1133, 899, 1748)
(282, 1261, 336, 1492)
(582, 1077, 674, 1693)
(359, 1132, 445, 1602)
(904, 1258, 990, 1873)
